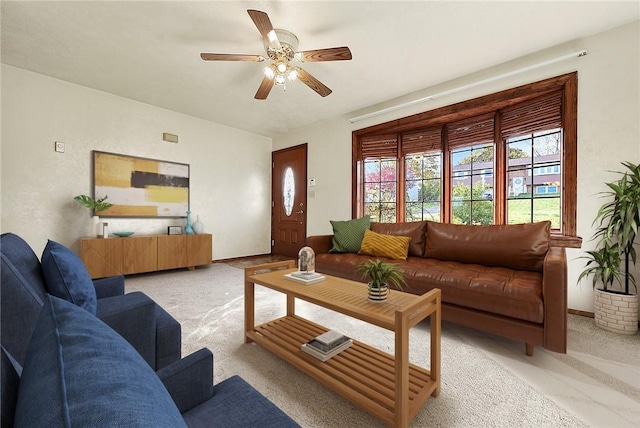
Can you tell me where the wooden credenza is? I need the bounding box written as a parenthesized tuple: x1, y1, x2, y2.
(81, 234, 212, 279)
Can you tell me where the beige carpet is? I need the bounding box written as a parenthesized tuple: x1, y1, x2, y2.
(126, 263, 589, 427)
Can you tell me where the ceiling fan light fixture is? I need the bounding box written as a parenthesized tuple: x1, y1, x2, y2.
(275, 74, 286, 85)
(263, 65, 276, 79)
(288, 68, 298, 81)
(276, 62, 288, 73)
(273, 29, 299, 52)
(267, 30, 279, 44)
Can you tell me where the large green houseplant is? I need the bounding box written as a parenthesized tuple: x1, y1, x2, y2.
(579, 161, 639, 334)
(356, 259, 406, 302)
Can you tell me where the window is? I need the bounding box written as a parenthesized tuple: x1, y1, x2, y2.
(507, 129, 562, 227)
(360, 135, 398, 222)
(352, 73, 580, 247)
(406, 152, 442, 222)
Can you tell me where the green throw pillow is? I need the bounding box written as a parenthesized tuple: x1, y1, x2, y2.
(329, 216, 371, 253)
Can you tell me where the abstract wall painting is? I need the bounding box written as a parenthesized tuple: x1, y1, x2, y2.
(93, 151, 189, 217)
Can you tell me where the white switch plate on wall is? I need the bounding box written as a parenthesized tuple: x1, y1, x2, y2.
(54, 141, 65, 153)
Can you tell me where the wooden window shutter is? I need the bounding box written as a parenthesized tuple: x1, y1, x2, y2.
(360, 134, 398, 159)
(501, 90, 563, 139)
(446, 114, 495, 149)
(401, 127, 442, 155)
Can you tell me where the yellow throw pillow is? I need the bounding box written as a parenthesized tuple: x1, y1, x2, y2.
(359, 229, 411, 260)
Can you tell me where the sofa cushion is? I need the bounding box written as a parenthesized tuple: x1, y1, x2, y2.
(329, 216, 371, 253)
(13, 295, 187, 428)
(425, 221, 550, 272)
(41, 240, 97, 314)
(359, 229, 411, 260)
(371, 221, 427, 257)
(183, 375, 300, 427)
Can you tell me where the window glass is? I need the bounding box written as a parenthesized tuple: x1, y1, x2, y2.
(451, 144, 494, 225)
(283, 167, 295, 216)
(506, 129, 561, 228)
(363, 158, 397, 222)
(405, 152, 442, 222)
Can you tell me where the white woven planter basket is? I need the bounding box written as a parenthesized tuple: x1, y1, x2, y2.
(593, 288, 638, 335)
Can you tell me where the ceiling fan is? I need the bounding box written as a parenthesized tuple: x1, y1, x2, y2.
(200, 9, 352, 100)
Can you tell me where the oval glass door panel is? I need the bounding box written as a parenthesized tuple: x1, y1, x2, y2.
(283, 167, 295, 216)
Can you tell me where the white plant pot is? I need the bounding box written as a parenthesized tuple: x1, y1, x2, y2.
(593, 288, 638, 335)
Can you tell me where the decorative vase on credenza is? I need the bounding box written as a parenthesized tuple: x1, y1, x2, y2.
(192, 215, 204, 234)
(185, 211, 194, 235)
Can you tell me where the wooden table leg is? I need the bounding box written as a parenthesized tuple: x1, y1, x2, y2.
(395, 311, 410, 428)
(431, 293, 441, 397)
(287, 294, 295, 317)
(244, 279, 255, 344)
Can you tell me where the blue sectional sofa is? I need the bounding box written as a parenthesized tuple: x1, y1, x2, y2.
(1, 296, 300, 427)
(0, 233, 300, 427)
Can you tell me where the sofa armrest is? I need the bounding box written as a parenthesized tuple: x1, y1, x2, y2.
(157, 348, 214, 414)
(96, 292, 157, 368)
(542, 247, 567, 353)
(305, 235, 333, 254)
(92, 275, 125, 298)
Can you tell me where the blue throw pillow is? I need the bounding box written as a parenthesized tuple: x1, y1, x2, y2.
(41, 240, 97, 314)
(13, 295, 186, 428)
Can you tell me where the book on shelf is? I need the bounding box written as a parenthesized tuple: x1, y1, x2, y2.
(314, 330, 347, 346)
(284, 271, 325, 285)
(300, 331, 353, 362)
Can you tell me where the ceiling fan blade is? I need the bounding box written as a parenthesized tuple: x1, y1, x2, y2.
(200, 53, 265, 62)
(247, 9, 281, 49)
(296, 67, 332, 97)
(296, 47, 352, 62)
(255, 76, 275, 100)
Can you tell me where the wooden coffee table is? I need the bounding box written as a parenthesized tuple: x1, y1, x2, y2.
(244, 261, 441, 428)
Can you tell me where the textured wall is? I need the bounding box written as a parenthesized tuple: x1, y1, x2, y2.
(273, 21, 640, 315)
(1, 65, 273, 260)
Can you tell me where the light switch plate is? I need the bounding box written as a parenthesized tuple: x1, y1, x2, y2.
(55, 141, 65, 153)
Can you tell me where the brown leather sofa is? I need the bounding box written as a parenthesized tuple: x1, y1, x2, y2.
(305, 220, 567, 356)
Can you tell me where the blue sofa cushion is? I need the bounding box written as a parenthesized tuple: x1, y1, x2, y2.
(13, 295, 187, 428)
(41, 240, 97, 314)
(183, 375, 300, 427)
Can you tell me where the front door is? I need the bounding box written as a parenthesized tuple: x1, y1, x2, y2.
(272, 144, 307, 258)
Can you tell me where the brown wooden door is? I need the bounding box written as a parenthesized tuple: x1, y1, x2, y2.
(272, 144, 307, 257)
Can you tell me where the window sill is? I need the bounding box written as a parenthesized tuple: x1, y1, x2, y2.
(551, 234, 582, 248)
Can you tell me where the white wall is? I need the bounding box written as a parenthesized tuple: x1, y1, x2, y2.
(273, 21, 640, 314)
(1, 65, 273, 259)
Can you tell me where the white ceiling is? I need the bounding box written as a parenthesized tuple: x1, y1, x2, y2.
(2, 1, 638, 138)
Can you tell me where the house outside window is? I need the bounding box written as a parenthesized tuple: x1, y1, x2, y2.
(352, 73, 580, 248)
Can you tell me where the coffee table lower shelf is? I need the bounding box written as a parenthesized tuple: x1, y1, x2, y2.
(246, 314, 437, 426)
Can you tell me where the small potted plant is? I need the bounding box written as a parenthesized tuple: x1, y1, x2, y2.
(74, 194, 113, 238)
(356, 259, 406, 302)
